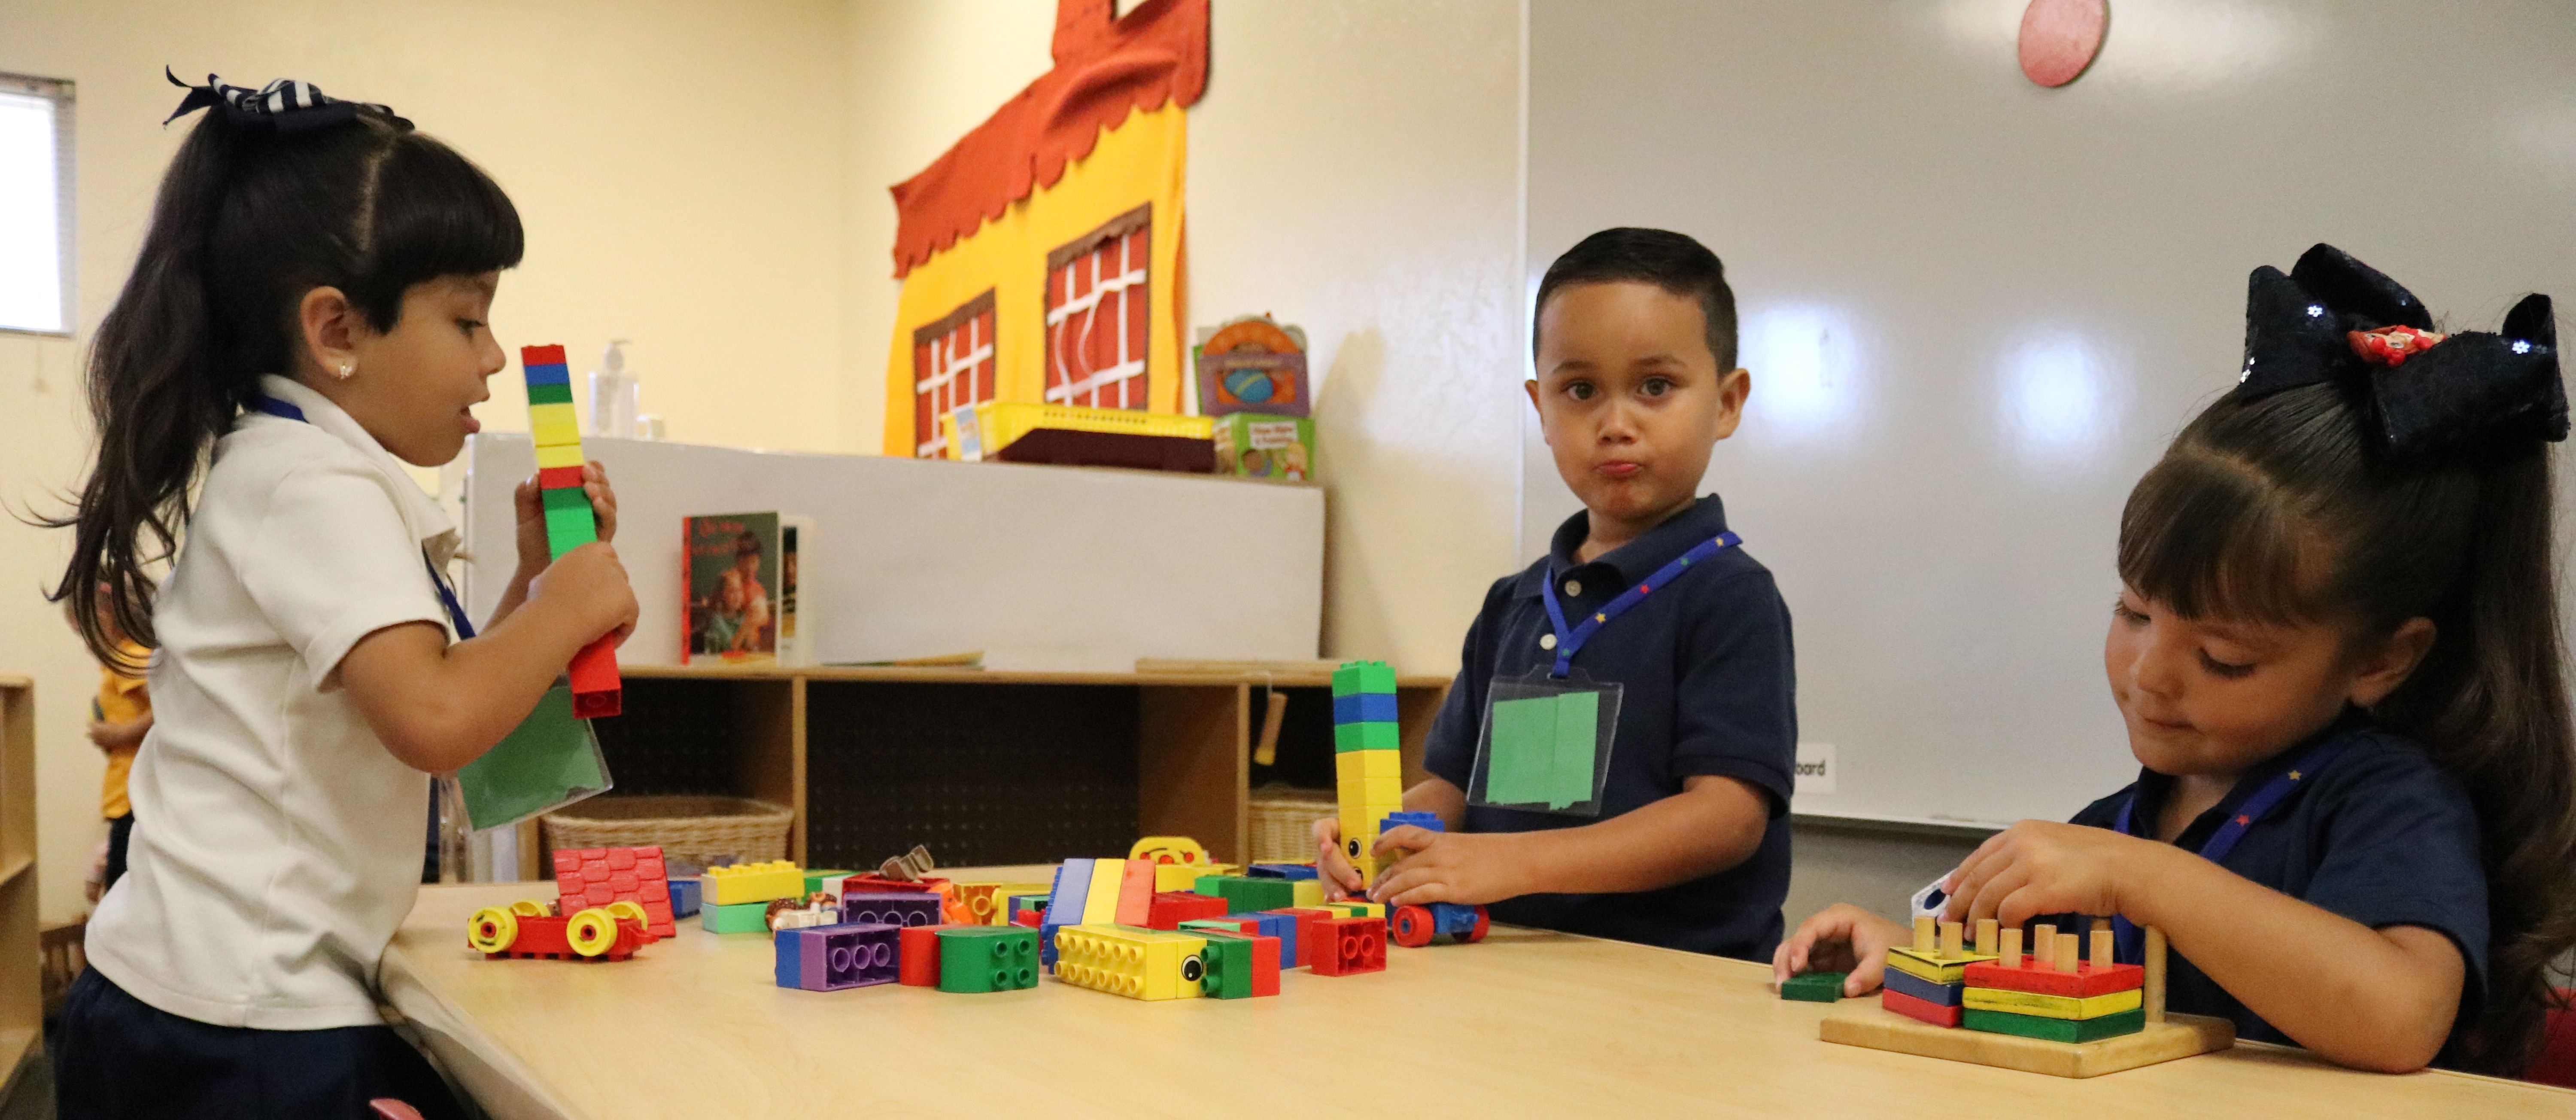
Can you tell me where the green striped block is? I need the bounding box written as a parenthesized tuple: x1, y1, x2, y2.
(1962, 1007, 2146, 1044)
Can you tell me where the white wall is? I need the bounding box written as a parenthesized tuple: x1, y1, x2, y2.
(0, 0, 851, 922)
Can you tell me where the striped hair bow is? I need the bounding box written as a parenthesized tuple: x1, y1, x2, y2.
(162, 67, 408, 134)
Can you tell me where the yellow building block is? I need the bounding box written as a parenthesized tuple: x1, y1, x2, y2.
(1292, 879, 1324, 908)
(530, 402, 581, 447)
(1053, 926, 1206, 1001)
(702, 860, 803, 907)
(1081, 858, 1128, 925)
(1336, 750, 1401, 787)
(536, 441, 586, 469)
(1963, 986, 2144, 1021)
(1325, 900, 1385, 919)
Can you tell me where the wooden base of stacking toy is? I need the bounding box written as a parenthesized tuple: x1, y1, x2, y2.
(1820, 1003, 2233, 1078)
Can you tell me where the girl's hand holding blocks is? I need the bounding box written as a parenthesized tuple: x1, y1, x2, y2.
(512, 460, 620, 570)
(1773, 903, 1909, 998)
(1939, 819, 2174, 929)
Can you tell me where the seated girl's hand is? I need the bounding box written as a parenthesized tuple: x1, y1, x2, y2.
(1773, 903, 1908, 996)
(528, 541, 639, 645)
(1313, 816, 1362, 901)
(1941, 819, 2169, 928)
(512, 462, 620, 573)
(1367, 827, 1525, 907)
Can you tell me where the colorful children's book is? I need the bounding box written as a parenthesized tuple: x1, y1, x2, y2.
(683, 512, 811, 666)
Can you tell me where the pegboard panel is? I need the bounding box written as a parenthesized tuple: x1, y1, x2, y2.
(804, 682, 1140, 869)
(589, 678, 751, 796)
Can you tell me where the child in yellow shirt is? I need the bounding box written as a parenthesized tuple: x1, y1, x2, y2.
(74, 590, 152, 901)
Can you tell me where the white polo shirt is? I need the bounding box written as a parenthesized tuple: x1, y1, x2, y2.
(88, 375, 458, 1029)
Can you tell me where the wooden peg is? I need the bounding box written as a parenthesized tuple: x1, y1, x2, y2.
(2032, 924, 2057, 970)
(2090, 928, 2113, 971)
(2145, 926, 2167, 1024)
(1913, 915, 1936, 954)
(1999, 928, 2022, 969)
(1974, 918, 1998, 956)
(2056, 932, 2080, 974)
(1938, 920, 1964, 958)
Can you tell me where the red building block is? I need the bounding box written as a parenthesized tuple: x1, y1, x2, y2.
(1269, 907, 1332, 967)
(1115, 859, 1157, 926)
(1245, 934, 1281, 996)
(1012, 909, 1042, 928)
(537, 465, 586, 490)
(1959, 958, 2143, 998)
(1882, 986, 1962, 1027)
(841, 874, 945, 895)
(1145, 891, 1228, 931)
(568, 639, 621, 718)
(1309, 916, 1385, 977)
(900, 923, 951, 986)
(552, 846, 674, 937)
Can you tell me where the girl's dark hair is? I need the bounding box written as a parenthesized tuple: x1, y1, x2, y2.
(46, 104, 523, 672)
(2118, 381, 2576, 1074)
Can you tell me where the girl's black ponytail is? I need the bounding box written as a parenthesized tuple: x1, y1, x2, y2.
(45, 77, 522, 672)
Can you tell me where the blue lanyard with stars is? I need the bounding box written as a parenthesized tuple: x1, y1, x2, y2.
(2107, 734, 2352, 962)
(253, 395, 476, 640)
(1537, 531, 1741, 679)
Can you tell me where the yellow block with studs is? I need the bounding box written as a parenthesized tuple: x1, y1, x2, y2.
(529, 402, 581, 447)
(702, 860, 804, 907)
(1053, 926, 1207, 1001)
(535, 441, 586, 469)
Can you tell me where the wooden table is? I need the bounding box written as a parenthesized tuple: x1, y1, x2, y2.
(383, 877, 2576, 1119)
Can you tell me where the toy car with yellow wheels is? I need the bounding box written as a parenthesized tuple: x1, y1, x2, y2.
(467, 899, 656, 962)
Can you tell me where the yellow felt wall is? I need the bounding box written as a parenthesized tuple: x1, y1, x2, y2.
(882, 102, 1188, 456)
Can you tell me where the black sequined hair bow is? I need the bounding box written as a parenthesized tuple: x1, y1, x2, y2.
(2235, 243, 2564, 460)
(162, 67, 409, 134)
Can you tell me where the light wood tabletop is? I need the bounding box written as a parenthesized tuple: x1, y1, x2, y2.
(383, 874, 2576, 1120)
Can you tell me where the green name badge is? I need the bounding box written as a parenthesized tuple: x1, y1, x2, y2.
(453, 684, 613, 830)
(1485, 690, 1602, 810)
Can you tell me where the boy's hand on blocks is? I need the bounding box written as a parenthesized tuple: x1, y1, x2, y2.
(1940, 819, 2171, 929)
(512, 461, 620, 574)
(1773, 903, 1909, 997)
(528, 543, 638, 648)
(1367, 826, 1525, 907)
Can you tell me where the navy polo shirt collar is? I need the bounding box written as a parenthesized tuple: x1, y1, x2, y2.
(1524, 495, 1733, 600)
(2127, 708, 2369, 849)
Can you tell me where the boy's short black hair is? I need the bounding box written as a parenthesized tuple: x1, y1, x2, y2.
(1533, 228, 1738, 371)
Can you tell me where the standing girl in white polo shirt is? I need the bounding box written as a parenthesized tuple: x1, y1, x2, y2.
(45, 74, 638, 1118)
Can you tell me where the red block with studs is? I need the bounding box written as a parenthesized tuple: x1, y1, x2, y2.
(1309, 915, 1385, 977)
(551, 845, 674, 937)
(1269, 907, 1332, 967)
(1145, 891, 1227, 930)
(900, 923, 951, 986)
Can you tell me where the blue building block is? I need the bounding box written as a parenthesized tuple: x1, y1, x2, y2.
(1040, 860, 1094, 969)
(521, 361, 571, 387)
(838, 892, 942, 928)
(1227, 912, 1297, 965)
(1331, 691, 1400, 725)
(775, 923, 899, 991)
(1381, 811, 1444, 834)
(668, 878, 702, 918)
(1246, 862, 1319, 880)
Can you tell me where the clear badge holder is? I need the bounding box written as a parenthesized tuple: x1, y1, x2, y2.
(445, 682, 614, 832)
(1466, 668, 1622, 816)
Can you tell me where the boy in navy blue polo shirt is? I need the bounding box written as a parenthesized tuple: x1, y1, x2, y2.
(1315, 228, 1795, 960)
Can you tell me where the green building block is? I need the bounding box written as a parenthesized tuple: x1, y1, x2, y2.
(1331, 660, 1398, 698)
(1219, 877, 1295, 912)
(1193, 874, 1229, 897)
(1196, 930, 1258, 998)
(701, 899, 770, 934)
(1962, 1007, 2146, 1044)
(1334, 721, 1400, 754)
(1779, 971, 1848, 1002)
(802, 870, 853, 895)
(541, 486, 592, 514)
(544, 503, 597, 557)
(527, 381, 575, 405)
(937, 926, 1039, 992)
(1180, 919, 1247, 934)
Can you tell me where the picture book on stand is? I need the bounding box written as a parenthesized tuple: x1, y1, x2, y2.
(683, 512, 813, 666)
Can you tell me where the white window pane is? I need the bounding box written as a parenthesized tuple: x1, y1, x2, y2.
(0, 90, 63, 334)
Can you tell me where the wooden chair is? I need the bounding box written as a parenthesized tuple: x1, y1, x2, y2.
(38, 919, 85, 1018)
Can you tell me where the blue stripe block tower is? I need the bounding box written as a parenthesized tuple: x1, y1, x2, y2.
(1334, 660, 1403, 888)
(520, 344, 620, 717)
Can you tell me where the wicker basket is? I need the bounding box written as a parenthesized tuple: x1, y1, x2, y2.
(541, 794, 792, 877)
(1247, 786, 1338, 864)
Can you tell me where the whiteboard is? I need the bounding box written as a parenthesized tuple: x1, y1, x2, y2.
(460, 436, 1322, 673)
(1525, 0, 2576, 825)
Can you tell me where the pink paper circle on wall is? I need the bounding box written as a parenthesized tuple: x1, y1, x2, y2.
(2020, 0, 2107, 88)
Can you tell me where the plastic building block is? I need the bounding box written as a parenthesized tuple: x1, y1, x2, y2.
(1006, 895, 1048, 922)
(1780, 971, 1850, 1003)
(1080, 858, 1128, 928)
(1115, 859, 1157, 927)
(668, 878, 701, 918)
(1146, 891, 1228, 931)
(521, 344, 568, 372)
(544, 504, 597, 556)
(1291, 879, 1325, 909)
(1333, 721, 1401, 754)
(1883, 966, 1963, 1007)
(552, 845, 676, 937)
(1052, 926, 1207, 1000)
(803, 870, 854, 895)
(1336, 749, 1403, 791)
(937, 926, 1041, 993)
(1046, 859, 1094, 928)
(775, 923, 899, 992)
(1331, 691, 1400, 724)
(1246, 862, 1319, 880)
(467, 904, 648, 962)
(1960, 958, 2144, 998)
(1131, 837, 1222, 893)
(1962, 986, 2143, 1021)
(1883, 986, 1965, 1027)
(1221, 877, 1296, 913)
(536, 464, 585, 490)
(1331, 660, 1398, 697)
(899, 923, 949, 986)
(1322, 900, 1385, 920)
(840, 873, 942, 895)
(1269, 907, 1332, 967)
(1013, 909, 1042, 928)
(1962, 1007, 2147, 1043)
(703, 861, 805, 907)
(1309, 915, 1386, 977)
(1223, 913, 1297, 965)
(520, 344, 619, 716)
(1180, 918, 1260, 936)
(1379, 810, 1442, 834)
(1389, 902, 1488, 947)
(838, 892, 943, 928)
(702, 900, 772, 934)
(535, 441, 584, 469)
(1195, 930, 1281, 998)
(531, 402, 580, 447)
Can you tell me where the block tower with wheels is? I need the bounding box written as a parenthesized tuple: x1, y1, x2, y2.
(1332, 660, 1402, 888)
(521, 344, 621, 717)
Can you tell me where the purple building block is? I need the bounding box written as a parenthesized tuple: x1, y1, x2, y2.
(838, 892, 943, 928)
(774, 922, 899, 992)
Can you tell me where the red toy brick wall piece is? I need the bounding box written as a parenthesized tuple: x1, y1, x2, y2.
(568, 641, 621, 717)
(553, 845, 675, 937)
(1310, 916, 1385, 977)
(1246, 934, 1281, 996)
(1271, 907, 1332, 967)
(1146, 892, 1228, 930)
(900, 923, 950, 986)
(1114, 858, 1156, 926)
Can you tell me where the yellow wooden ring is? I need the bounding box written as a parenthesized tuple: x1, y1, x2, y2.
(605, 900, 650, 927)
(467, 907, 518, 954)
(508, 899, 552, 917)
(565, 908, 618, 957)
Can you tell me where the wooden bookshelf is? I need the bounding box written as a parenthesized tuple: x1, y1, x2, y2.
(0, 679, 39, 1089)
(538, 664, 1449, 874)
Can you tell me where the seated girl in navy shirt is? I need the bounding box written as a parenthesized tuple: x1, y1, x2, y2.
(1776, 244, 2576, 1075)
